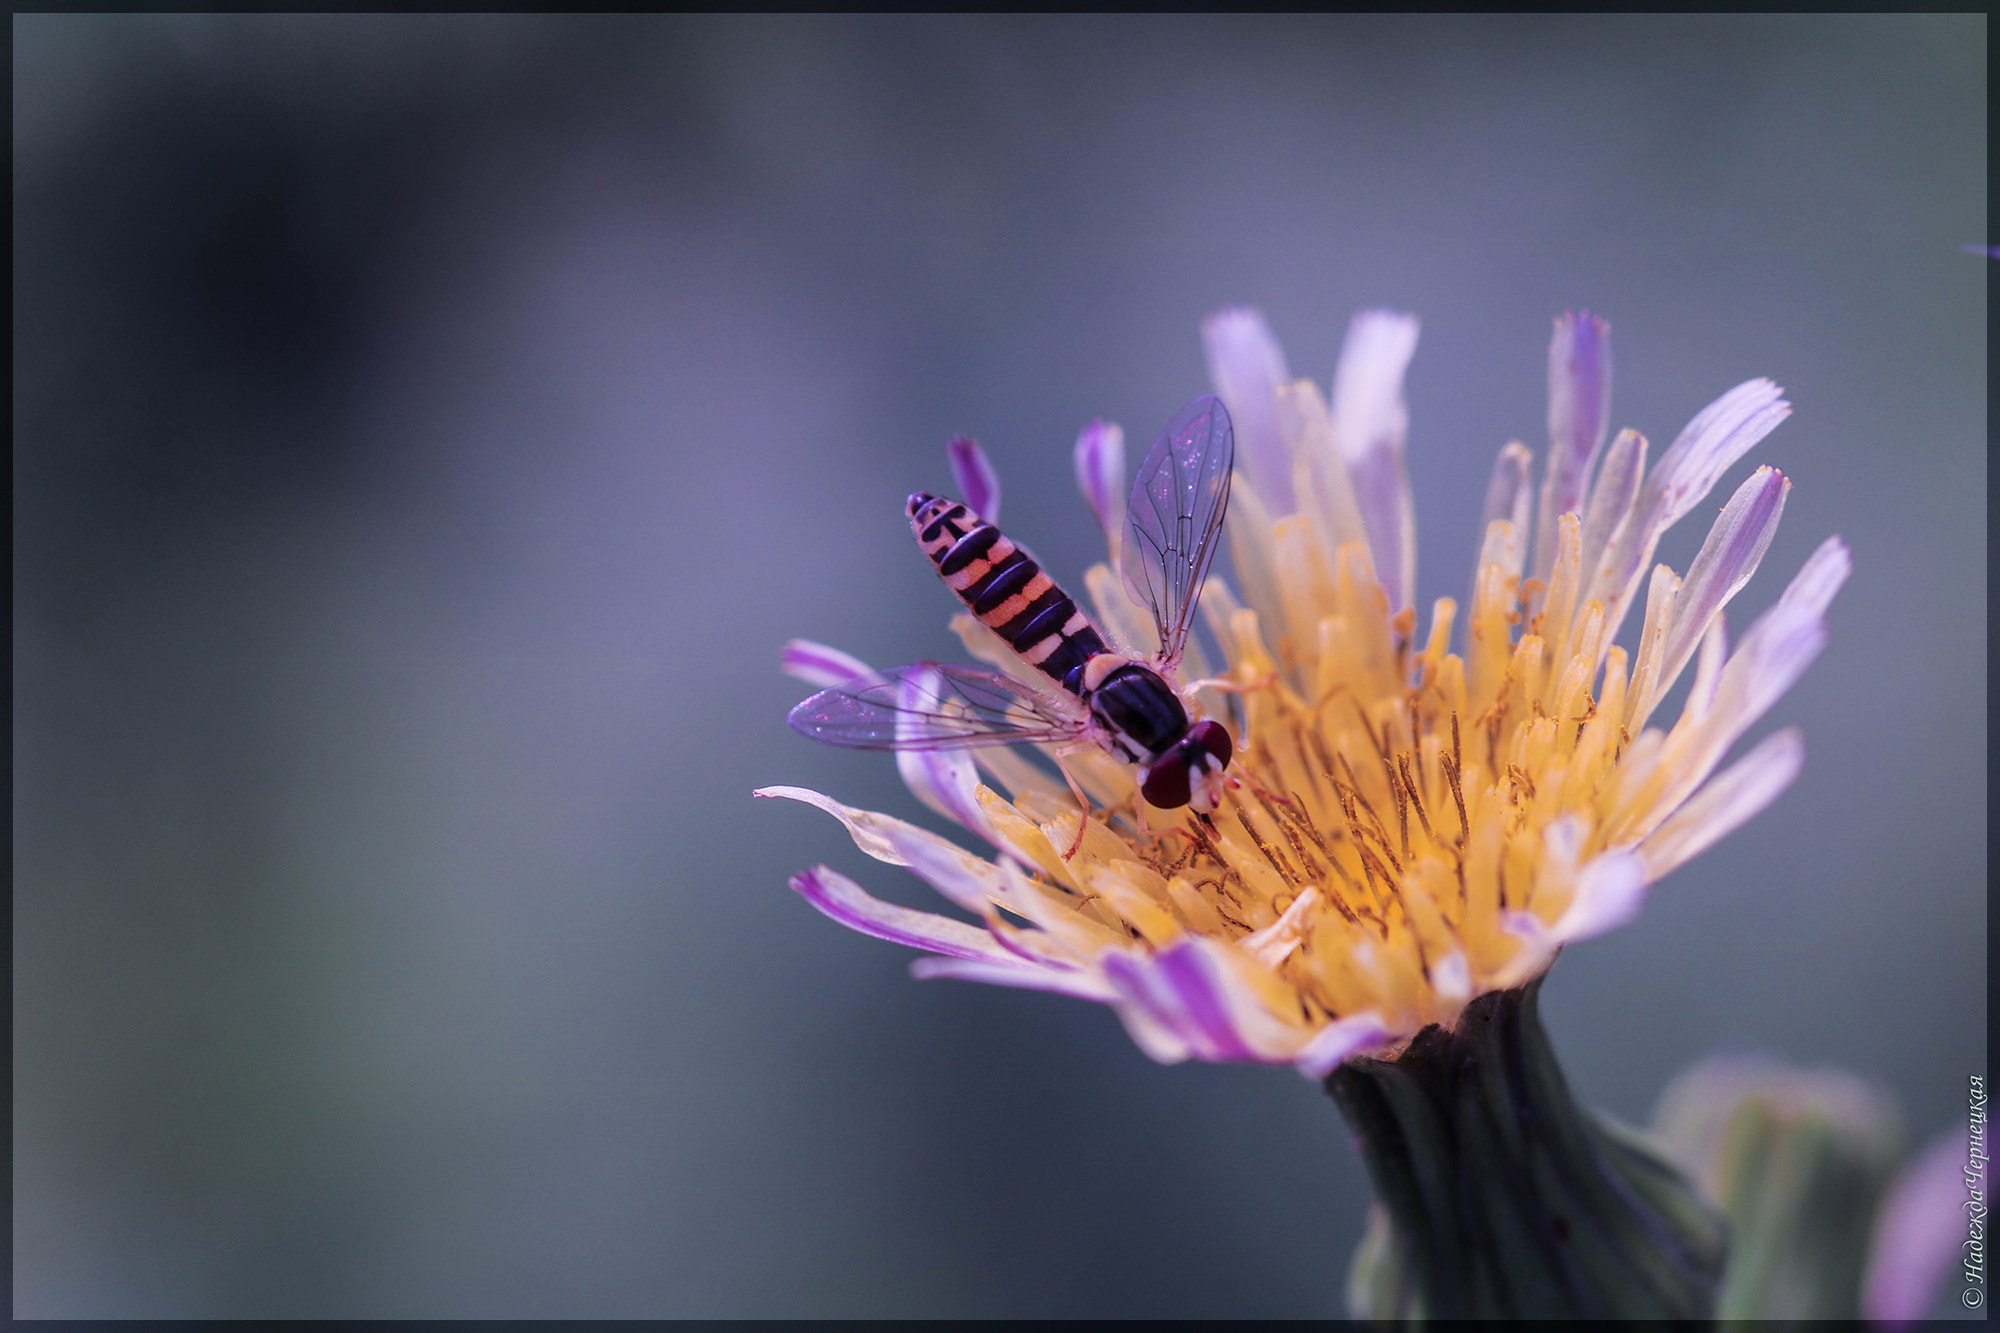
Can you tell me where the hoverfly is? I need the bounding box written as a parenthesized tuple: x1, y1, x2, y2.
(788, 394, 1236, 835)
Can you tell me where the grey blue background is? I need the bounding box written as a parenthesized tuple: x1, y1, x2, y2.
(15, 15, 1985, 1319)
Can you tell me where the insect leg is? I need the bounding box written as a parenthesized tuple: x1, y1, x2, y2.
(1184, 668, 1279, 699)
(1051, 749, 1095, 861)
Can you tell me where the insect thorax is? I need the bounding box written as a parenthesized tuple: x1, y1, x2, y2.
(1081, 661, 1189, 761)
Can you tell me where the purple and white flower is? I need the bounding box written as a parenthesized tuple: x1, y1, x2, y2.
(762, 309, 1847, 1078)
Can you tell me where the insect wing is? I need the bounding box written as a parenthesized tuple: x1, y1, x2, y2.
(1121, 393, 1234, 671)
(788, 662, 1089, 752)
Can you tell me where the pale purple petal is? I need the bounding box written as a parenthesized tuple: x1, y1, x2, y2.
(1480, 441, 1534, 539)
(879, 817, 1005, 915)
(1576, 428, 1647, 634)
(1637, 729, 1804, 879)
(1640, 595, 1824, 828)
(1202, 307, 1294, 514)
(893, 668, 1000, 842)
(1494, 911, 1562, 988)
(1862, 1125, 1978, 1324)
(791, 865, 1014, 963)
(1650, 467, 1790, 716)
(1535, 311, 1613, 582)
(1959, 244, 2000, 258)
(1331, 309, 1421, 611)
(1643, 378, 1791, 533)
(1542, 811, 1585, 875)
(781, 638, 873, 689)
(1738, 619, 1825, 727)
(1548, 848, 1649, 942)
(1106, 994, 1199, 1064)
(754, 785, 909, 865)
(893, 665, 948, 747)
(1097, 950, 1199, 1057)
(1592, 380, 1791, 638)
(897, 745, 997, 843)
(1073, 419, 1126, 560)
(1294, 1012, 1396, 1080)
(1474, 442, 1534, 584)
(911, 954, 1118, 1001)
(947, 434, 1000, 523)
(1100, 943, 1269, 1064)
(1685, 611, 1730, 725)
(1430, 950, 1473, 1005)
(1774, 533, 1853, 622)
(1708, 538, 1849, 740)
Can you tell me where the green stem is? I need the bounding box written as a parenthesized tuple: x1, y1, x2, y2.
(1326, 978, 1727, 1320)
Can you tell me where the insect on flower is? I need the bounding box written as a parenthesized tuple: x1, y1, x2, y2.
(787, 395, 1237, 850)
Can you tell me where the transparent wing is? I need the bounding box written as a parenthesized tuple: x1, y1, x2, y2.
(788, 662, 1091, 752)
(1121, 393, 1234, 671)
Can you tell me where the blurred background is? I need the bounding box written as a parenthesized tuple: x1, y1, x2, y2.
(14, 15, 1985, 1318)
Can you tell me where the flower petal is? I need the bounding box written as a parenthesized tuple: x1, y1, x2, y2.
(1862, 1125, 1976, 1325)
(1293, 1011, 1397, 1080)
(911, 954, 1118, 1001)
(1203, 307, 1295, 514)
(754, 785, 913, 865)
(1332, 309, 1420, 612)
(1773, 532, 1853, 623)
(1481, 441, 1534, 550)
(1477, 441, 1534, 589)
(897, 744, 998, 843)
(1430, 950, 1473, 1006)
(1535, 311, 1613, 584)
(1592, 379, 1791, 646)
(947, 434, 1000, 524)
(1493, 911, 1563, 989)
(1672, 537, 1849, 791)
(877, 816, 1013, 915)
(780, 638, 874, 688)
(1576, 427, 1647, 637)
(1280, 378, 1369, 554)
(1642, 466, 1789, 721)
(1099, 940, 1288, 1065)
(1638, 728, 1804, 879)
(1072, 420, 1126, 566)
(1683, 604, 1729, 726)
(1644, 378, 1792, 533)
(1240, 886, 1320, 967)
(791, 865, 1014, 963)
(1085, 559, 1159, 660)
(892, 667, 1002, 843)
(1547, 848, 1649, 943)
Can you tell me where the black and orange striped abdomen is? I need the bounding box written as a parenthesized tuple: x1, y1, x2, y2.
(907, 493, 1107, 688)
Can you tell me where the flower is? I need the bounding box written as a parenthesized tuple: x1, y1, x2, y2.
(760, 309, 1847, 1080)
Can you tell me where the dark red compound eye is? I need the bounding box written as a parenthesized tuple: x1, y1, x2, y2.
(1140, 754, 1192, 809)
(1139, 722, 1233, 809)
(1189, 719, 1232, 768)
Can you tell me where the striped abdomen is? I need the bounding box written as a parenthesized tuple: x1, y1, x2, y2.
(907, 493, 1107, 688)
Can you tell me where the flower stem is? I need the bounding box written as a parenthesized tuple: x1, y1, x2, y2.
(1327, 978, 1727, 1320)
